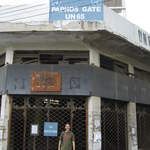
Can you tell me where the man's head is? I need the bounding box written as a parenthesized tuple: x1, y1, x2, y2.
(65, 123, 71, 132)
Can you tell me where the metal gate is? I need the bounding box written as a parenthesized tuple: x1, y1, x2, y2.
(137, 104, 150, 150)
(101, 99, 128, 150)
(8, 96, 87, 150)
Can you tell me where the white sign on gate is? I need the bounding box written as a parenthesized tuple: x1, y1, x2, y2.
(31, 124, 39, 136)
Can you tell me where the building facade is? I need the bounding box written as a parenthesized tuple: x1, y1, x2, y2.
(0, 1, 150, 150)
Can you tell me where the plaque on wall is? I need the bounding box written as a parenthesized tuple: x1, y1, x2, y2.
(31, 72, 61, 92)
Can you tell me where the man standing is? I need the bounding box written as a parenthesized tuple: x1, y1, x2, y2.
(58, 123, 75, 150)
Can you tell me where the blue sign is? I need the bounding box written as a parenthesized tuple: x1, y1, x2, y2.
(44, 122, 58, 137)
(49, 0, 103, 21)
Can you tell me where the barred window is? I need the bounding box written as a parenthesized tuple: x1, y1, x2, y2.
(100, 55, 128, 75)
(13, 51, 89, 65)
(148, 36, 150, 46)
(138, 30, 143, 43)
(0, 53, 5, 67)
(143, 32, 147, 45)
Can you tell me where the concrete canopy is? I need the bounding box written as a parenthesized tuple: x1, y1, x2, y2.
(0, 23, 150, 67)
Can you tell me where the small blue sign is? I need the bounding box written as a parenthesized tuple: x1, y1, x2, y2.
(49, 0, 103, 21)
(44, 122, 58, 137)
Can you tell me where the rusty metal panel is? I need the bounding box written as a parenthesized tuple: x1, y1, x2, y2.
(31, 72, 61, 92)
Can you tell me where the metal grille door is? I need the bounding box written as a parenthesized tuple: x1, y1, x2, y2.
(101, 99, 128, 150)
(8, 96, 87, 150)
(137, 104, 150, 150)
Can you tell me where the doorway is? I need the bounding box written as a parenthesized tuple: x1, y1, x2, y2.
(8, 96, 87, 150)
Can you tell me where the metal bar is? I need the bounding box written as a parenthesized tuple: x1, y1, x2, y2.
(23, 97, 27, 150)
(116, 103, 120, 150)
(86, 99, 88, 150)
(101, 99, 128, 150)
(13, 106, 85, 110)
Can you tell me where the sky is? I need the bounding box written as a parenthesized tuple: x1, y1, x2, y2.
(0, 0, 150, 33)
(126, 0, 150, 33)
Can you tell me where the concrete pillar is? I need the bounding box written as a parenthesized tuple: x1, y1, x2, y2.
(88, 48, 101, 150)
(128, 64, 134, 76)
(0, 95, 11, 150)
(1, 95, 10, 120)
(5, 48, 14, 65)
(88, 96, 101, 150)
(127, 64, 138, 150)
(89, 48, 100, 67)
(0, 48, 14, 150)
